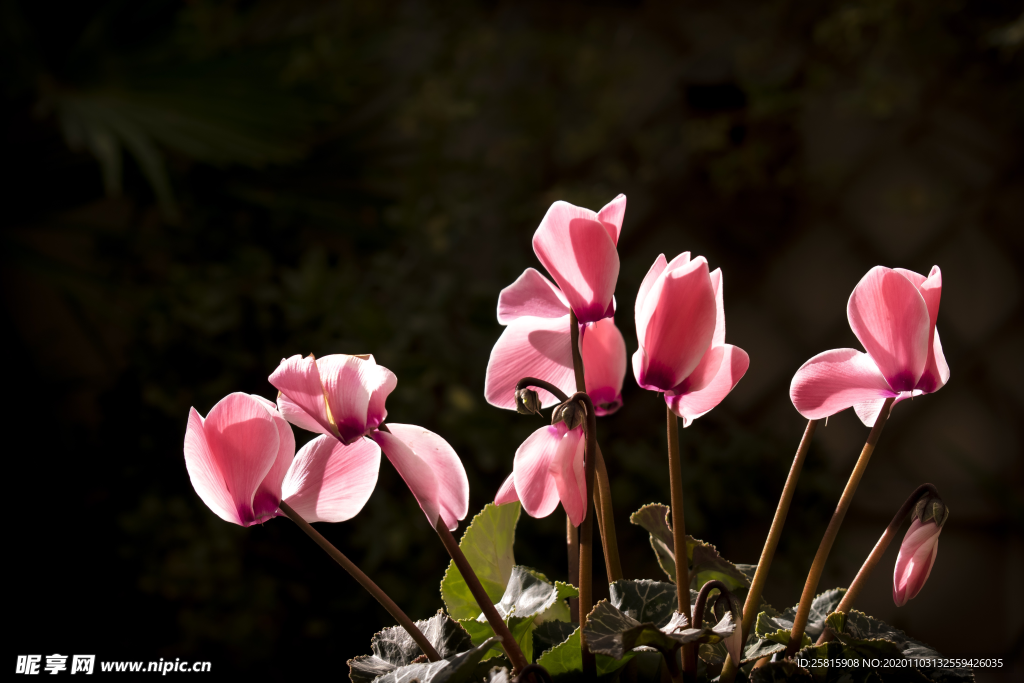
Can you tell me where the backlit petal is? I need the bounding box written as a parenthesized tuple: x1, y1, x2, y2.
(282, 435, 380, 523)
(269, 355, 335, 436)
(790, 348, 896, 420)
(484, 315, 575, 410)
(635, 254, 670, 346)
(533, 201, 619, 323)
(513, 425, 564, 519)
(184, 408, 238, 525)
(250, 395, 296, 521)
(848, 267, 930, 391)
(384, 424, 469, 530)
(667, 345, 749, 427)
(635, 257, 717, 391)
(550, 426, 587, 527)
(495, 473, 519, 505)
(497, 268, 570, 324)
(596, 194, 627, 246)
(372, 429, 440, 528)
(581, 318, 627, 415)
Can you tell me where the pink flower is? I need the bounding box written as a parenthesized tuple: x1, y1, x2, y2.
(484, 195, 629, 415)
(494, 422, 587, 526)
(184, 393, 380, 526)
(633, 253, 749, 426)
(270, 354, 396, 445)
(270, 354, 469, 531)
(790, 266, 949, 426)
(893, 518, 942, 606)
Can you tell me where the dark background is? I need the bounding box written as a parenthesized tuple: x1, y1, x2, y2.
(4, 0, 1022, 680)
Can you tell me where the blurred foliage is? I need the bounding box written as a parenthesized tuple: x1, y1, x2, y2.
(3, 0, 1021, 677)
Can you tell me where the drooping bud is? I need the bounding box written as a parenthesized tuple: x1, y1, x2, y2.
(912, 492, 949, 528)
(893, 517, 943, 607)
(515, 388, 542, 416)
(551, 400, 585, 431)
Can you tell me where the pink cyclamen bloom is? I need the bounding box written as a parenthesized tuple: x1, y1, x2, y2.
(790, 266, 949, 426)
(270, 354, 469, 531)
(893, 518, 941, 606)
(485, 194, 629, 415)
(494, 422, 587, 526)
(184, 392, 380, 526)
(633, 253, 749, 426)
(484, 268, 627, 414)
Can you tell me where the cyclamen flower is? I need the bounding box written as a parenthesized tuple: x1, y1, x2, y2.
(485, 196, 628, 415)
(270, 354, 469, 531)
(633, 253, 749, 426)
(790, 266, 948, 426)
(184, 393, 379, 526)
(893, 518, 942, 606)
(494, 421, 587, 526)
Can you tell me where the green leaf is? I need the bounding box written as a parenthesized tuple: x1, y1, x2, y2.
(779, 588, 846, 641)
(459, 565, 577, 663)
(608, 579, 679, 627)
(534, 626, 632, 677)
(807, 610, 975, 683)
(441, 503, 521, 621)
(533, 620, 577, 657)
(628, 503, 750, 592)
(348, 611, 474, 683)
(585, 598, 737, 662)
(754, 610, 812, 649)
(377, 637, 499, 683)
(741, 632, 785, 664)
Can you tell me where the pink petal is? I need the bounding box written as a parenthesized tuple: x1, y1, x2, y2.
(382, 424, 469, 531)
(581, 318, 627, 415)
(848, 267, 930, 391)
(852, 391, 915, 427)
(269, 355, 336, 436)
(710, 268, 726, 348)
(549, 426, 587, 527)
(319, 355, 397, 444)
(533, 201, 620, 324)
(893, 519, 941, 606)
(277, 392, 330, 436)
(667, 345, 749, 427)
(484, 315, 576, 410)
(635, 254, 671, 345)
(249, 395, 296, 520)
(372, 429, 440, 529)
(513, 425, 565, 519)
(184, 408, 238, 525)
(185, 393, 282, 526)
(893, 267, 947, 395)
(281, 435, 380, 523)
(790, 348, 897, 420)
(635, 257, 718, 391)
(596, 194, 627, 246)
(497, 268, 570, 324)
(495, 473, 519, 505)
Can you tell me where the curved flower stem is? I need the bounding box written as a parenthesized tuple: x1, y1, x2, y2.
(516, 377, 570, 403)
(666, 407, 696, 682)
(720, 419, 819, 683)
(816, 482, 940, 645)
(278, 501, 441, 662)
(435, 521, 530, 673)
(569, 311, 586, 393)
(785, 396, 896, 656)
(691, 579, 731, 628)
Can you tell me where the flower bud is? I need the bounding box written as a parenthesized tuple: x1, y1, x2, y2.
(551, 400, 585, 431)
(893, 517, 943, 606)
(515, 388, 542, 416)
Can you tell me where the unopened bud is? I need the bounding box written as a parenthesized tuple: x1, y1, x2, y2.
(551, 400, 585, 430)
(912, 492, 949, 528)
(515, 388, 542, 416)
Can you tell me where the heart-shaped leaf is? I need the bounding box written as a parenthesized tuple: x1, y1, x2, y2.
(348, 611, 475, 683)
